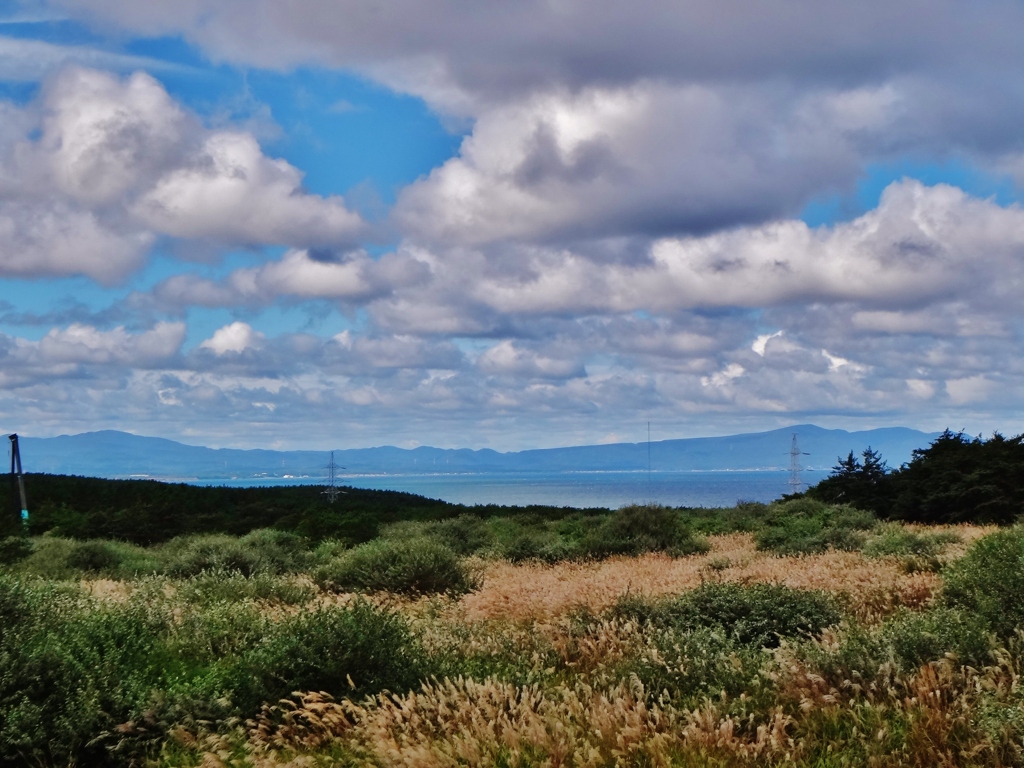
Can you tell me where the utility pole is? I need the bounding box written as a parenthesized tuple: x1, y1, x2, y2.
(9, 434, 28, 527)
(788, 433, 809, 494)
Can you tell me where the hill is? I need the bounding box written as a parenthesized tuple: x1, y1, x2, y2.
(9, 425, 938, 480)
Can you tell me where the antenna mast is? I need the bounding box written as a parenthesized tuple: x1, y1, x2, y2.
(8, 434, 28, 526)
(787, 433, 810, 494)
(322, 451, 343, 504)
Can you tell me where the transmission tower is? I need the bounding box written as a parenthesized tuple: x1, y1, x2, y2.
(787, 433, 810, 494)
(322, 451, 345, 503)
(8, 434, 28, 526)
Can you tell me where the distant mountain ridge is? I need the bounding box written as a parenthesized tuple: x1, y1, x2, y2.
(6, 425, 940, 482)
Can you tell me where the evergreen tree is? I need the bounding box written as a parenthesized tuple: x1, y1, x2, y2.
(808, 447, 891, 512)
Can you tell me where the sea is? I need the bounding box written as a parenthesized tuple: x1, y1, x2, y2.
(191, 469, 829, 509)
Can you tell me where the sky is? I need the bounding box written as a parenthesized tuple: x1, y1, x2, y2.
(1, 0, 1024, 451)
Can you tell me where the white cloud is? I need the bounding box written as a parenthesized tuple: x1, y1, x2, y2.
(388, 180, 1024, 320)
(134, 132, 363, 247)
(0, 201, 152, 283)
(199, 322, 265, 355)
(39, 67, 190, 205)
(395, 82, 859, 245)
(38, 321, 185, 364)
(151, 248, 424, 308)
(0, 66, 365, 282)
(478, 340, 585, 379)
(946, 375, 995, 405)
(752, 331, 784, 356)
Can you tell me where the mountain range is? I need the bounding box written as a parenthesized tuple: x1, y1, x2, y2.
(6, 425, 939, 482)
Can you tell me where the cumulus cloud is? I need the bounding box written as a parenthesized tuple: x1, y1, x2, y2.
(134, 132, 362, 246)
(38, 67, 191, 205)
(151, 248, 425, 308)
(477, 340, 585, 379)
(0, 321, 184, 390)
(199, 322, 265, 355)
(387, 180, 1024, 320)
(0, 201, 152, 283)
(38, 321, 185, 365)
(0, 66, 364, 282)
(395, 82, 863, 244)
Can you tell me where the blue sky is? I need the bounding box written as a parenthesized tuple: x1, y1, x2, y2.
(1, 0, 1024, 450)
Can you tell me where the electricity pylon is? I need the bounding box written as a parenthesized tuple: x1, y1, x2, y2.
(322, 451, 345, 503)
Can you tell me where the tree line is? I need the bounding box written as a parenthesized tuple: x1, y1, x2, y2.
(807, 429, 1024, 524)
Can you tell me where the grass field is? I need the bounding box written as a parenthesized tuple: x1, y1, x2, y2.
(1, 500, 1022, 767)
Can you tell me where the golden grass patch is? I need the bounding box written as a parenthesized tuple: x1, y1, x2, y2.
(457, 529, 993, 624)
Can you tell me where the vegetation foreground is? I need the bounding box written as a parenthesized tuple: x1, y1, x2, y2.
(2, 489, 1024, 767)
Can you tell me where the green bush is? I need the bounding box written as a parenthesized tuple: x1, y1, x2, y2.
(863, 523, 961, 558)
(382, 515, 496, 557)
(429, 515, 495, 555)
(0, 536, 31, 566)
(755, 502, 876, 555)
(579, 505, 710, 559)
(7, 537, 158, 580)
(622, 626, 769, 704)
(0, 584, 172, 766)
(233, 600, 428, 708)
(9, 537, 81, 580)
(176, 568, 317, 606)
(315, 538, 477, 595)
(0, 575, 431, 765)
(881, 607, 993, 669)
(682, 503, 767, 535)
(158, 529, 309, 577)
(943, 527, 1024, 638)
(615, 582, 841, 648)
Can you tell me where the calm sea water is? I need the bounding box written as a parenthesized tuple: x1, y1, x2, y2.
(191, 469, 828, 508)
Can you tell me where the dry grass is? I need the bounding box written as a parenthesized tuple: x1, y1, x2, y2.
(162, 523, 1024, 768)
(187, 638, 1024, 768)
(457, 529, 993, 624)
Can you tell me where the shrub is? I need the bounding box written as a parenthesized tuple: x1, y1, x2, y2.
(430, 515, 495, 555)
(754, 515, 830, 555)
(881, 607, 993, 669)
(615, 582, 841, 648)
(159, 529, 309, 577)
(9, 537, 81, 580)
(755, 502, 876, 555)
(383, 515, 496, 557)
(315, 538, 477, 595)
(65, 539, 124, 573)
(682, 503, 766, 535)
(0, 586, 172, 766)
(579, 505, 710, 559)
(176, 568, 317, 606)
(942, 527, 1024, 638)
(233, 600, 428, 708)
(623, 626, 769, 705)
(863, 523, 961, 558)
(5, 537, 156, 580)
(0, 537, 31, 566)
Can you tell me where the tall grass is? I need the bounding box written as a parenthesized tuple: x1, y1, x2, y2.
(1, 515, 1019, 767)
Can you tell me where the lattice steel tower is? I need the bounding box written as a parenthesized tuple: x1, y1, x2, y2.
(322, 451, 343, 504)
